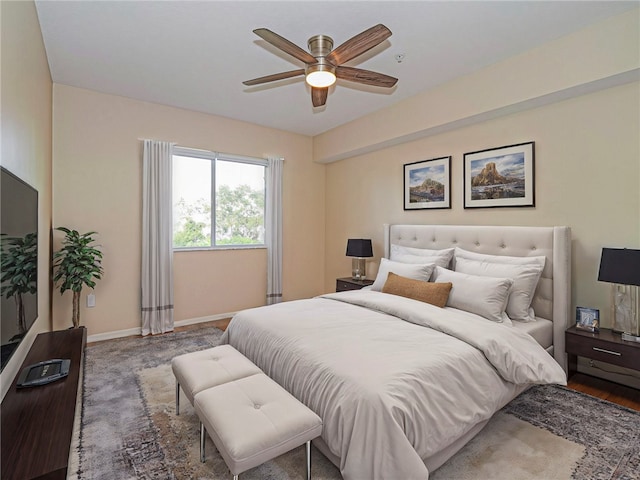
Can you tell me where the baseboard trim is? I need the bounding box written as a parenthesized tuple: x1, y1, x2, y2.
(86, 312, 237, 343)
(87, 327, 141, 343)
(173, 312, 237, 328)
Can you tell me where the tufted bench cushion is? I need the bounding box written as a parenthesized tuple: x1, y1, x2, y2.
(171, 345, 262, 414)
(195, 373, 323, 478)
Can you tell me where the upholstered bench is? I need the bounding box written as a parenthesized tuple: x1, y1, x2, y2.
(195, 373, 323, 480)
(171, 345, 261, 415)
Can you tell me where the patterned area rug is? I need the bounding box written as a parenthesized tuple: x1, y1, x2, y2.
(72, 326, 640, 480)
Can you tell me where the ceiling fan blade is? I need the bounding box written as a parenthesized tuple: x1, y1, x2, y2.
(243, 69, 305, 86)
(336, 66, 398, 88)
(311, 87, 328, 107)
(326, 24, 392, 66)
(253, 28, 317, 65)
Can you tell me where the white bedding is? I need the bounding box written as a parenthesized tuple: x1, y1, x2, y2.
(222, 290, 566, 480)
(512, 317, 554, 349)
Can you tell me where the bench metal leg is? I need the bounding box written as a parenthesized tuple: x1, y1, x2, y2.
(200, 422, 206, 463)
(306, 440, 311, 480)
(232, 476, 238, 480)
(176, 380, 180, 415)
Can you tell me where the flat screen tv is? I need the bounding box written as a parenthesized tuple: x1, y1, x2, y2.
(1, 166, 38, 371)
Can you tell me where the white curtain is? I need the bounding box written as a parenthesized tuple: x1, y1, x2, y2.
(266, 157, 283, 305)
(141, 139, 175, 335)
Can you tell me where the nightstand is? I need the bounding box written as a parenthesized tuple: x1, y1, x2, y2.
(565, 326, 640, 379)
(336, 277, 374, 292)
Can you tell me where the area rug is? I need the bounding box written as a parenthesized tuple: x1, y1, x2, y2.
(72, 326, 640, 480)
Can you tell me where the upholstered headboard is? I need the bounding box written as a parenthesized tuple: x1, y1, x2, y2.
(384, 224, 571, 370)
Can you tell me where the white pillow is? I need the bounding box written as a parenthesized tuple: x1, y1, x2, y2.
(390, 245, 454, 268)
(371, 258, 435, 292)
(432, 266, 513, 324)
(454, 257, 544, 322)
(454, 247, 546, 268)
(454, 247, 546, 320)
(391, 253, 452, 269)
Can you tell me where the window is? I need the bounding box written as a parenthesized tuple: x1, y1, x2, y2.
(172, 147, 266, 249)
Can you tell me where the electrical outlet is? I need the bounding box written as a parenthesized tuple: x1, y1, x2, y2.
(87, 293, 96, 308)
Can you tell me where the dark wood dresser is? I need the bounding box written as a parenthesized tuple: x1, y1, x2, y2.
(1, 328, 86, 480)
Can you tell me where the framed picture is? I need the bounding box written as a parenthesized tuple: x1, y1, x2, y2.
(576, 307, 600, 332)
(463, 142, 535, 208)
(404, 156, 451, 210)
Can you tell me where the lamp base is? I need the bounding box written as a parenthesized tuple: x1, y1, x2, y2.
(351, 257, 366, 280)
(621, 333, 640, 343)
(611, 284, 639, 337)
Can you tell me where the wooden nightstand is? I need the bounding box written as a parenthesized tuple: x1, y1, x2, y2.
(336, 277, 374, 292)
(565, 326, 640, 379)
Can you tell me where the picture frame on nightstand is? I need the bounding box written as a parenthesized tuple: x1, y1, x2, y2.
(576, 307, 600, 332)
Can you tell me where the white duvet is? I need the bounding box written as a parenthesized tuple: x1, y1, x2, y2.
(221, 290, 566, 480)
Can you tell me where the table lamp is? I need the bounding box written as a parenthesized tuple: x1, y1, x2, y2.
(346, 239, 373, 281)
(598, 247, 640, 342)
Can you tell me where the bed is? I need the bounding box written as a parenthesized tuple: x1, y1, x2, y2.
(221, 224, 571, 479)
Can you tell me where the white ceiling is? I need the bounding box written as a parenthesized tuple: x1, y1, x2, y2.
(35, 1, 637, 137)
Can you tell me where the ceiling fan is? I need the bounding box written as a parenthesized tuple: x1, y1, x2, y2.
(243, 24, 398, 107)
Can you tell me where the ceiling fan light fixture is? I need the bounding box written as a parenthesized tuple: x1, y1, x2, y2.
(306, 35, 336, 87)
(306, 69, 336, 88)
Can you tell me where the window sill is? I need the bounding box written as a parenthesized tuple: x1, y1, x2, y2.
(173, 245, 266, 253)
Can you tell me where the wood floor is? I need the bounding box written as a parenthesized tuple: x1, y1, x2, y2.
(161, 319, 640, 412)
(567, 372, 640, 411)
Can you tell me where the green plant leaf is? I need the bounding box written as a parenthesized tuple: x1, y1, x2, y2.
(52, 228, 104, 295)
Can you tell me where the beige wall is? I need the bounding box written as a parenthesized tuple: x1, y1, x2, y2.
(0, 0, 53, 399)
(322, 8, 640, 326)
(52, 85, 324, 336)
(325, 81, 640, 325)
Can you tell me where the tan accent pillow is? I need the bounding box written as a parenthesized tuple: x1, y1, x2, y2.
(382, 272, 452, 308)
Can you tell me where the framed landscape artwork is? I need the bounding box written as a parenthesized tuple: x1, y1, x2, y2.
(404, 156, 451, 210)
(463, 142, 535, 208)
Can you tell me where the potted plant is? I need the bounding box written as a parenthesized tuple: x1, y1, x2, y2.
(0, 232, 38, 334)
(53, 227, 104, 328)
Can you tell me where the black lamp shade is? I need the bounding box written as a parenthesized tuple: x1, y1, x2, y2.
(346, 239, 373, 258)
(598, 248, 640, 287)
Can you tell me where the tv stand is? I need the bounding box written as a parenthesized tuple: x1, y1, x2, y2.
(1, 328, 86, 479)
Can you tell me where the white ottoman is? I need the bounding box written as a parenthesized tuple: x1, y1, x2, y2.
(171, 345, 261, 414)
(195, 373, 323, 480)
